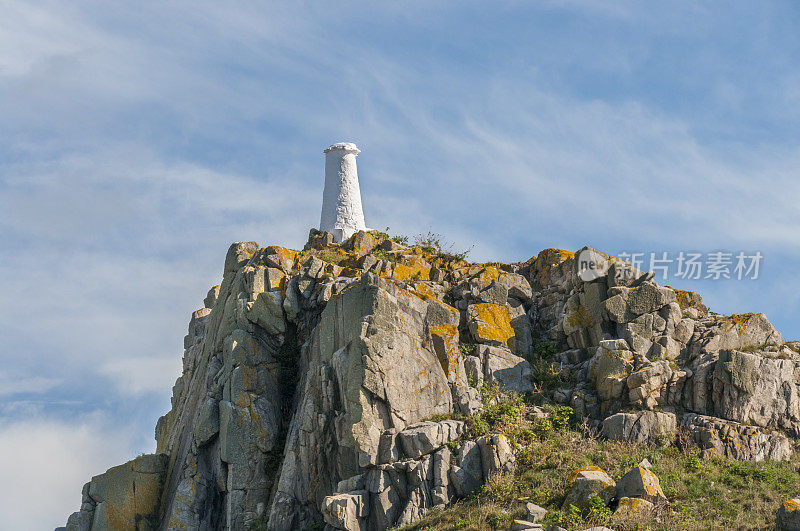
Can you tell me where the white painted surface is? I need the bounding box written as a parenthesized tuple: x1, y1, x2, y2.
(320, 142, 368, 242)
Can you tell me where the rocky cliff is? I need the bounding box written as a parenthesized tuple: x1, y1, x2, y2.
(61, 230, 800, 530)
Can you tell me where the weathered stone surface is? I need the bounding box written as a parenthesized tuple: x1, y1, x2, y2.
(76, 454, 168, 531)
(564, 466, 616, 509)
(451, 383, 482, 415)
(464, 355, 483, 386)
(615, 466, 666, 502)
(322, 490, 369, 531)
(627, 360, 675, 410)
(268, 276, 455, 529)
(601, 410, 677, 446)
(467, 302, 515, 347)
(614, 497, 654, 517)
(477, 433, 516, 476)
(499, 272, 533, 301)
(589, 343, 634, 401)
(398, 420, 466, 459)
(778, 499, 800, 531)
(525, 502, 546, 523)
(430, 323, 466, 383)
(193, 397, 219, 446)
(511, 520, 544, 530)
(627, 281, 675, 316)
(204, 285, 221, 309)
(450, 440, 484, 497)
(480, 344, 533, 393)
(694, 313, 782, 354)
(681, 413, 791, 461)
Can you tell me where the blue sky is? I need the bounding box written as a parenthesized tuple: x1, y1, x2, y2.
(1, 1, 799, 528)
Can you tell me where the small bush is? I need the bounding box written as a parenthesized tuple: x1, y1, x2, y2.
(412, 230, 472, 261)
(553, 504, 582, 529)
(459, 343, 476, 357)
(466, 384, 525, 440)
(585, 495, 612, 525)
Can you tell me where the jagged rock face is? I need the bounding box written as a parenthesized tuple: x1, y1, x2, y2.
(66, 454, 168, 531)
(267, 275, 457, 529)
(62, 236, 800, 530)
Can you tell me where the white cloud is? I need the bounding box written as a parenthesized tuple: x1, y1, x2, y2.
(0, 414, 143, 530)
(0, 376, 62, 396)
(99, 356, 181, 396)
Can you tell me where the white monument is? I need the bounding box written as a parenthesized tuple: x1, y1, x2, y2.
(320, 142, 368, 243)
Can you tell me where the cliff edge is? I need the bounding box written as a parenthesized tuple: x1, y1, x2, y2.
(60, 229, 800, 530)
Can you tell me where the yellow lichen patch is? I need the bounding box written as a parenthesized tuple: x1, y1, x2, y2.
(468, 303, 515, 345)
(589, 346, 633, 382)
(667, 286, 708, 314)
(784, 499, 800, 511)
(568, 465, 609, 484)
(267, 245, 297, 262)
(720, 313, 757, 337)
(412, 282, 439, 301)
(614, 497, 653, 517)
(392, 256, 431, 281)
(480, 266, 501, 282)
(429, 324, 461, 379)
(339, 267, 363, 277)
(538, 248, 575, 264)
(263, 245, 299, 271)
(565, 304, 595, 330)
(265, 267, 287, 292)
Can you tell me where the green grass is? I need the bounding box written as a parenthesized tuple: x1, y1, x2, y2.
(396, 423, 800, 530)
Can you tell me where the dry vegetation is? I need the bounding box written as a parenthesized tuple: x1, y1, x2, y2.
(396, 418, 800, 531)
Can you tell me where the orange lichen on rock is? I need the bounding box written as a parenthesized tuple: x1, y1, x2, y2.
(467, 303, 515, 346)
(392, 256, 431, 281)
(429, 324, 461, 380)
(720, 313, 757, 337)
(667, 286, 708, 314)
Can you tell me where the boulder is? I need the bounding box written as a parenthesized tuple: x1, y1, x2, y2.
(480, 344, 533, 393)
(499, 272, 533, 301)
(696, 313, 782, 353)
(778, 499, 800, 531)
(613, 497, 654, 517)
(564, 466, 616, 509)
(467, 303, 515, 348)
(450, 441, 484, 497)
(397, 420, 466, 459)
(477, 433, 516, 476)
(601, 410, 677, 446)
(525, 502, 546, 523)
(627, 281, 676, 316)
(322, 491, 369, 531)
(615, 467, 666, 503)
(82, 454, 168, 531)
(681, 413, 791, 461)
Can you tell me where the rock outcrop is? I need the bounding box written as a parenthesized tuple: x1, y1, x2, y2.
(61, 234, 800, 530)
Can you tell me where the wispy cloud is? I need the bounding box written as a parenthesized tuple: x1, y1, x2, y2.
(0, 413, 142, 530)
(2, 2, 800, 527)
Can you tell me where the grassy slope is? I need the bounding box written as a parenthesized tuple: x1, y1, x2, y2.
(396, 416, 800, 531)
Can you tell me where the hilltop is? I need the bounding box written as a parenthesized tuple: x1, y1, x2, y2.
(60, 229, 800, 531)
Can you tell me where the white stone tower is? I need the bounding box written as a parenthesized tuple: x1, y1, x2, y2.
(320, 142, 368, 242)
